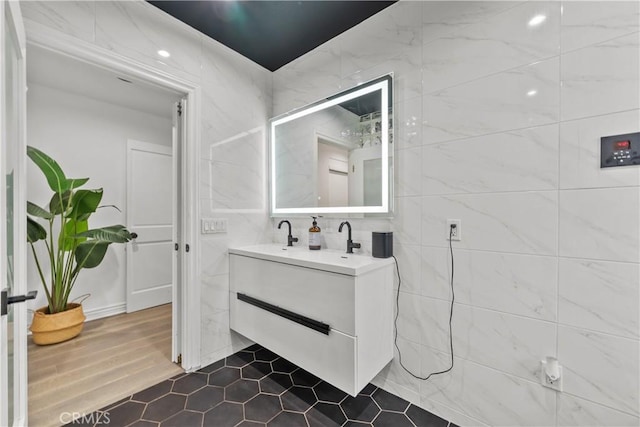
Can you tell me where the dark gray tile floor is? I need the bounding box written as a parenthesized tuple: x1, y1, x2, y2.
(65, 344, 456, 427)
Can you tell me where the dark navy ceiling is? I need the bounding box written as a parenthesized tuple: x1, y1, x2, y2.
(147, 1, 396, 72)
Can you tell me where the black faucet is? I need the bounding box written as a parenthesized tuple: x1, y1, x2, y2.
(338, 221, 361, 254)
(277, 220, 298, 247)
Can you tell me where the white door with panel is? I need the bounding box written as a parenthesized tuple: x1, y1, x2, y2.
(1, 1, 28, 425)
(126, 140, 173, 313)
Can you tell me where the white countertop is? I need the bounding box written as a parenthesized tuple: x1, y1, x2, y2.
(229, 244, 394, 276)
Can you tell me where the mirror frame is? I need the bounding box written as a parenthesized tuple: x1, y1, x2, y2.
(270, 74, 393, 216)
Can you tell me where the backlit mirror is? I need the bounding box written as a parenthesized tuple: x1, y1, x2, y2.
(270, 74, 393, 215)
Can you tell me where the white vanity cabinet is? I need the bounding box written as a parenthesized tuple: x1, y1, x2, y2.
(229, 245, 394, 396)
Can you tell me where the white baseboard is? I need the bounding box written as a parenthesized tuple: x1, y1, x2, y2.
(83, 302, 127, 322)
(27, 302, 127, 332)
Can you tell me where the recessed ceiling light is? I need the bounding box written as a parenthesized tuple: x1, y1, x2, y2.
(528, 14, 547, 27)
(527, 89, 538, 97)
(157, 50, 171, 58)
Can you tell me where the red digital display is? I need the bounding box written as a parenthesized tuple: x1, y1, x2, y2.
(614, 140, 631, 150)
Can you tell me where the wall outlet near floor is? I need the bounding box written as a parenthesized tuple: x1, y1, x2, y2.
(201, 218, 228, 234)
(540, 358, 563, 392)
(446, 219, 461, 241)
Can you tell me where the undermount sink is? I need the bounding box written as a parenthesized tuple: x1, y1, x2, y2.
(228, 244, 393, 276)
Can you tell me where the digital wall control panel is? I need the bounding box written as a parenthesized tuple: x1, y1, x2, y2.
(601, 132, 640, 168)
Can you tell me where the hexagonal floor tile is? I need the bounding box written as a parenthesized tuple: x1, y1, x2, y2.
(306, 402, 347, 427)
(237, 421, 264, 427)
(372, 388, 409, 412)
(244, 394, 282, 423)
(160, 410, 203, 427)
(280, 386, 318, 412)
(291, 369, 321, 387)
(313, 381, 347, 403)
(185, 386, 224, 412)
(225, 379, 260, 403)
(271, 357, 298, 374)
(244, 344, 263, 352)
(209, 366, 241, 387)
(406, 404, 448, 427)
(260, 372, 293, 395)
(203, 401, 243, 427)
(226, 351, 255, 367)
(172, 372, 208, 394)
(358, 384, 377, 396)
(267, 411, 307, 427)
(254, 348, 279, 362)
(373, 411, 416, 427)
(242, 361, 273, 380)
(131, 380, 172, 403)
(142, 393, 187, 422)
(127, 420, 159, 427)
(102, 401, 145, 426)
(341, 395, 380, 423)
(198, 358, 225, 374)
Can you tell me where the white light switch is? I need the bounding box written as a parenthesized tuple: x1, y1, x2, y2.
(201, 218, 228, 234)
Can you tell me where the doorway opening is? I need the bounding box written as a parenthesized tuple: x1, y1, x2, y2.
(25, 44, 188, 426)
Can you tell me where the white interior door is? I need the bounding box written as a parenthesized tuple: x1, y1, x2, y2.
(1, 1, 28, 425)
(126, 140, 173, 313)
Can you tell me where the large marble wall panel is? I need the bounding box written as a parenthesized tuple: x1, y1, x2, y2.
(422, 124, 559, 195)
(560, 33, 640, 121)
(421, 247, 557, 321)
(451, 306, 556, 381)
(559, 110, 640, 189)
(557, 393, 640, 427)
(422, 1, 560, 93)
(558, 325, 639, 415)
(394, 95, 422, 150)
(393, 196, 422, 246)
(419, 355, 556, 426)
(95, 1, 203, 81)
(21, 1, 96, 43)
(339, 1, 422, 79)
(422, 1, 523, 44)
(395, 146, 422, 197)
(560, 1, 640, 53)
(559, 187, 639, 262)
(421, 191, 558, 255)
(559, 257, 639, 339)
(393, 243, 422, 295)
(422, 58, 560, 144)
(272, 45, 341, 116)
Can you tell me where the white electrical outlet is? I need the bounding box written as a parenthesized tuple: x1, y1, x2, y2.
(446, 219, 461, 241)
(540, 359, 563, 392)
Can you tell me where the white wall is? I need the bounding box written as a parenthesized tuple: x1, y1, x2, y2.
(272, 1, 640, 426)
(26, 83, 172, 317)
(21, 0, 273, 365)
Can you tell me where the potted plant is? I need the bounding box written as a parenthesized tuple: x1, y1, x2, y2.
(26, 146, 133, 345)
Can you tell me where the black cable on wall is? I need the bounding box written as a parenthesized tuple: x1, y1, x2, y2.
(392, 224, 456, 380)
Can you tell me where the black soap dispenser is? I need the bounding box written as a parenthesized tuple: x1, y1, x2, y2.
(309, 216, 321, 250)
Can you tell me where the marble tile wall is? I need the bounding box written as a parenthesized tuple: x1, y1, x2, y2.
(21, 0, 273, 366)
(272, 1, 640, 426)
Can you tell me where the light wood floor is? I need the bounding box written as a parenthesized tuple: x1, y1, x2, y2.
(28, 304, 183, 427)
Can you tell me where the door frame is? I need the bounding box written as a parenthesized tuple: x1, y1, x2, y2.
(1, 1, 28, 425)
(24, 21, 202, 371)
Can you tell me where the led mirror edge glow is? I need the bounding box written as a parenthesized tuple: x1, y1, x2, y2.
(270, 75, 392, 215)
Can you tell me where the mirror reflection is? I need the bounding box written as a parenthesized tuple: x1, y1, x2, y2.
(270, 74, 393, 215)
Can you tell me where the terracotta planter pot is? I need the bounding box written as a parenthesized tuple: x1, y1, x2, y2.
(29, 303, 86, 345)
